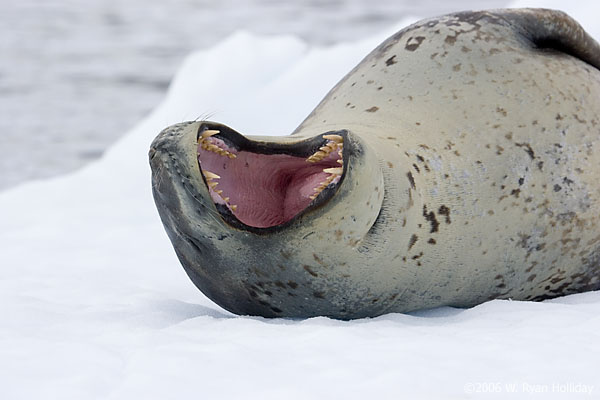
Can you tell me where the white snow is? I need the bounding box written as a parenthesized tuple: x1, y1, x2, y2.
(1, 2, 599, 399)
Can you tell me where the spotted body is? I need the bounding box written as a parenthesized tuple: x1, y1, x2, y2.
(150, 9, 600, 319)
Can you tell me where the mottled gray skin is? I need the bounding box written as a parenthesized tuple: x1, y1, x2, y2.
(150, 9, 600, 319)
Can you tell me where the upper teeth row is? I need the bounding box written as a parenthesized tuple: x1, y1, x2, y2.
(198, 130, 237, 159)
(306, 134, 343, 163)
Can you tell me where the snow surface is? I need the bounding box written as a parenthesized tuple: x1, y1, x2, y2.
(1, 2, 599, 399)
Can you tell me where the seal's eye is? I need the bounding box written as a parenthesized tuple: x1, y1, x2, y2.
(197, 130, 343, 228)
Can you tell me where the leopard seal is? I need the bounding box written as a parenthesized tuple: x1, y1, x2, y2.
(149, 9, 600, 319)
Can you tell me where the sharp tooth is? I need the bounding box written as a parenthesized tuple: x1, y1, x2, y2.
(223, 197, 230, 202)
(208, 144, 220, 152)
(230, 205, 238, 212)
(309, 194, 317, 200)
(215, 190, 223, 195)
(201, 129, 220, 139)
(208, 181, 219, 188)
(319, 146, 333, 153)
(227, 153, 237, 159)
(323, 167, 343, 175)
(307, 151, 327, 162)
(202, 171, 221, 180)
(337, 159, 343, 164)
(323, 134, 343, 143)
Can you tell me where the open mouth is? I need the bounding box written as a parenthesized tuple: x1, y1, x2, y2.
(196, 124, 346, 229)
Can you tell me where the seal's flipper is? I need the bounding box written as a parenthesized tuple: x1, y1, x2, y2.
(494, 8, 600, 70)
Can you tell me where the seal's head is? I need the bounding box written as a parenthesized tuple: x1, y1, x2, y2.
(149, 121, 384, 318)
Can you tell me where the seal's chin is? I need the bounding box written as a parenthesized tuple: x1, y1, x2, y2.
(197, 125, 345, 228)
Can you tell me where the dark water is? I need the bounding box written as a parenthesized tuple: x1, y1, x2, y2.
(0, 0, 507, 190)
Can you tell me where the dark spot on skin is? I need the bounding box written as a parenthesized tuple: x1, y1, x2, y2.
(412, 252, 423, 260)
(405, 36, 426, 51)
(303, 265, 318, 277)
(428, 238, 436, 244)
(313, 291, 325, 299)
(258, 300, 269, 306)
(423, 205, 439, 233)
(407, 171, 416, 189)
(413, 164, 420, 173)
(554, 184, 562, 192)
(452, 63, 461, 71)
(445, 35, 456, 45)
(527, 274, 537, 282)
(264, 290, 273, 296)
(535, 243, 546, 251)
(377, 86, 383, 90)
(365, 106, 379, 113)
(416, 154, 425, 162)
(275, 281, 286, 288)
(385, 55, 397, 66)
(511, 188, 521, 198)
(518, 177, 524, 186)
(461, 46, 471, 52)
(271, 307, 282, 313)
(517, 233, 531, 249)
(563, 177, 574, 186)
(287, 281, 298, 289)
(408, 234, 418, 250)
(515, 142, 535, 159)
(438, 205, 450, 224)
